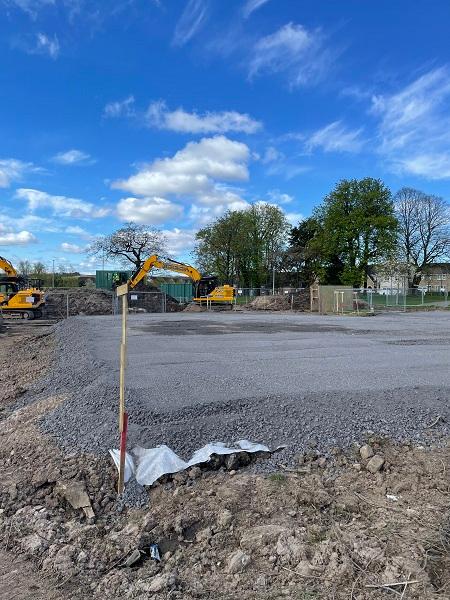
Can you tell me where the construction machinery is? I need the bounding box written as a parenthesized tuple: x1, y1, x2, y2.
(128, 255, 234, 305)
(0, 256, 45, 319)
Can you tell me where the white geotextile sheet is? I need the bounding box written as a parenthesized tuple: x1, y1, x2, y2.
(109, 440, 270, 486)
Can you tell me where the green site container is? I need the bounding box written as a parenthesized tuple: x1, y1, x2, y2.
(96, 270, 132, 290)
(159, 282, 193, 303)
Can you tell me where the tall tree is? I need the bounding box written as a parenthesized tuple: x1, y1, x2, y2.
(395, 188, 450, 285)
(285, 217, 322, 286)
(195, 204, 289, 288)
(312, 178, 398, 286)
(89, 222, 167, 272)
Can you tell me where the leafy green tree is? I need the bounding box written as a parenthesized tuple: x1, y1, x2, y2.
(312, 178, 397, 286)
(195, 204, 289, 288)
(285, 217, 322, 286)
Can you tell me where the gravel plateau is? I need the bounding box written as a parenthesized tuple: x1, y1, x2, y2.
(40, 311, 449, 463)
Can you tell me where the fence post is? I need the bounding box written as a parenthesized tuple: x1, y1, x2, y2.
(421, 290, 425, 305)
(66, 292, 70, 318)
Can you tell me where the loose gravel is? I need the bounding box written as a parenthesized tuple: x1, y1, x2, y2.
(40, 312, 450, 466)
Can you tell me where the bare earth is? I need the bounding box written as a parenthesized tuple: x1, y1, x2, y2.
(0, 316, 449, 599)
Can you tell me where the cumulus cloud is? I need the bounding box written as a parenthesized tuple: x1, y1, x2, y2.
(242, 0, 271, 19)
(372, 66, 450, 179)
(146, 101, 262, 134)
(103, 95, 135, 118)
(52, 149, 93, 165)
(60, 242, 87, 253)
(0, 225, 37, 246)
(117, 197, 184, 225)
(267, 189, 293, 204)
(305, 120, 365, 153)
(0, 158, 38, 188)
(112, 135, 250, 198)
(163, 228, 197, 255)
(248, 22, 329, 87)
(172, 0, 209, 47)
(65, 225, 93, 239)
(15, 188, 110, 219)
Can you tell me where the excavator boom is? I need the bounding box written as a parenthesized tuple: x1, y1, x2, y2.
(0, 256, 18, 278)
(127, 254, 234, 305)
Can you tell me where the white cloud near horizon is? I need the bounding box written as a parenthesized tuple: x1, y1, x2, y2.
(372, 66, 450, 179)
(60, 242, 87, 254)
(172, 0, 208, 47)
(0, 223, 37, 246)
(15, 188, 110, 219)
(306, 120, 365, 153)
(248, 22, 329, 87)
(52, 149, 93, 165)
(146, 101, 262, 134)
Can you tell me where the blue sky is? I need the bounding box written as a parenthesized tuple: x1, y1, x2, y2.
(1, 0, 450, 272)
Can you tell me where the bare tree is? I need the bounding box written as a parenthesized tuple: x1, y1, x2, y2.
(17, 260, 33, 276)
(395, 188, 450, 286)
(89, 222, 167, 272)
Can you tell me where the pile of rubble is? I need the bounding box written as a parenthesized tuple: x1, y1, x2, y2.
(44, 288, 114, 318)
(247, 290, 310, 312)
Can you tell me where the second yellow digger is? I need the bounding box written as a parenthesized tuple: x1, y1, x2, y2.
(128, 255, 234, 305)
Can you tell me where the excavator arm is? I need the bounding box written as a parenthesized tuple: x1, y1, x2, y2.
(128, 254, 202, 289)
(0, 256, 18, 278)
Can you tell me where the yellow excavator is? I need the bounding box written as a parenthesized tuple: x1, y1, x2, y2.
(128, 255, 234, 305)
(0, 256, 45, 319)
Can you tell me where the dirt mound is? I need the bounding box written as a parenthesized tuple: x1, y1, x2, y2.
(248, 294, 292, 310)
(44, 288, 114, 318)
(183, 303, 205, 312)
(247, 290, 310, 311)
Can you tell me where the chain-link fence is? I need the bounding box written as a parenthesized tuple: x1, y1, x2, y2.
(113, 291, 169, 315)
(332, 288, 450, 314)
(43, 289, 115, 319)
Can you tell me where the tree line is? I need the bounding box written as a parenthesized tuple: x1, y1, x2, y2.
(194, 179, 450, 289)
(87, 178, 450, 290)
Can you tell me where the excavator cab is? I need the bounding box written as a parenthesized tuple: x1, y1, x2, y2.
(195, 276, 219, 299)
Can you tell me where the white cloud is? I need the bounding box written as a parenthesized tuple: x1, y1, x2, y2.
(267, 189, 293, 204)
(0, 158, 38, 187)
(15, 188, 110, 219)
(372, 67, 450, 179)
(112, 135, 250, 198)
(52, 149, 93, 165)
(146, 101, 262, 134)
(117, 197, 183, 225)
(1, 213, 57, 232)
(34, 33, 60, 59)
(261, 146, 284, 164)
(242, 0, 271, 19)
(60, 242, 86, 254)
(0, 228, 37, 246)
(249, 22, 329, 87)
(65, 225, 93, 239)
(103, 95, 135, 118)
(284, 212, 304, 226)
(306, 120, 365, 153)
(163, 228, 197, 255)
(172, 0, 208, 47)
(4, 0, 54, 17)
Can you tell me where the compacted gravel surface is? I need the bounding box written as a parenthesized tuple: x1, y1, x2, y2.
(41, 311, 450, 462)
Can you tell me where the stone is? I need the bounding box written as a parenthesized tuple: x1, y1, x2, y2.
(139, 572, 177, 593)
(188, 467, 202, 480)
(317, 457, 327, 468)
(366, 454, 385, 474)
(54, 481, 95, 519)
(360, 444, 374, 460)
(21, 533, 48, 554)
(240, 525, 289, 550)
(227, 550, 251, 574)
(217, 509, 233, 528)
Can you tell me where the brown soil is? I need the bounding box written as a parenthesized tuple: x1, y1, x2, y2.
(0, 323, 449, 600)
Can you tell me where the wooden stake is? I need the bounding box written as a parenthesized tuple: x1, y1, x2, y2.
(116, 285, 129, 494)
